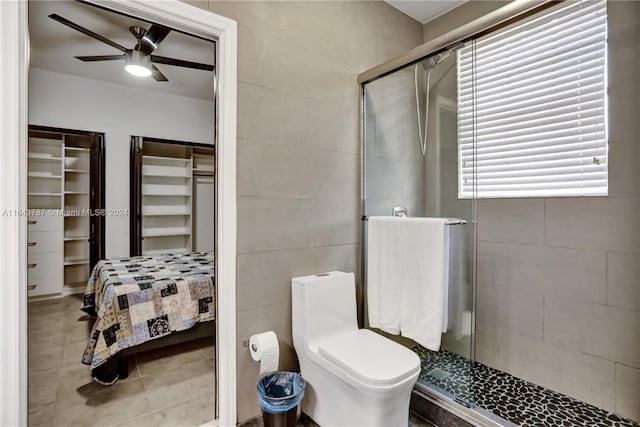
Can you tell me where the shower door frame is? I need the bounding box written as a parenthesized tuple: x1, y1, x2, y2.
(358, 0, 558, 423)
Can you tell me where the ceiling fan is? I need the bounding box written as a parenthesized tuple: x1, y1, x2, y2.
(48, 14, 214, 81)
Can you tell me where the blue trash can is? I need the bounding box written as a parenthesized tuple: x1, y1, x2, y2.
(257, 371, 306, 427)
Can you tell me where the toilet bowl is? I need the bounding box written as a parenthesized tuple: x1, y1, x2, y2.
(292, 271, 420, 427)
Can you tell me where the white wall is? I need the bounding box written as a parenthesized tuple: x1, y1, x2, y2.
(28, 68, 215, 257)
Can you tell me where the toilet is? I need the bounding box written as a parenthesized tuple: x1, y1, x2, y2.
(292, 271, 420, 427)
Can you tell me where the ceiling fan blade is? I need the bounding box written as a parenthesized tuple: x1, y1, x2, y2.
(49, 14, 128, 53)
(139, 24, 171, 55)
(150, 65, 169, 82)
(150, 55, 214, 71)
(75, 54, 126, 62)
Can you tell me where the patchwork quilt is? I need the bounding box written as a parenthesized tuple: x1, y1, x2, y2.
(81, 252, 215, 372)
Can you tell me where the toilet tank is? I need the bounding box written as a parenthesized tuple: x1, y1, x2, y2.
(292, 271, 358, 347)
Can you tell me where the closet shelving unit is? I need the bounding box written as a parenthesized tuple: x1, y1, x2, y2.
(141, 154, 193, 256)
(27, 137, 64, 209)
(27, 135, 64, 297)
(63, 144, 91, 290)
(27, 127, 105, 299)
(131, 137, 215, 256)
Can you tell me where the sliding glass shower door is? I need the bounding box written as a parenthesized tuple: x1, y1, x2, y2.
(361, 40, 477, 407)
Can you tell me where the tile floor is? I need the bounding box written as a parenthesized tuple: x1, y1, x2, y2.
(28, 295, 216, 427)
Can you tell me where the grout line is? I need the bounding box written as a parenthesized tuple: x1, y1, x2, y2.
(614, 361, 640, 370)
(236, 137, 360, 156)
(237, 242, 359, 256)
(605, 250, 609, 305)
(543, 198, 547, 247)
(541, 294, 545, 342)
(613, 361, 619, 414)
(236, 193, 361, 201)
(135, 356, 143, 378)
(578, 349, 624, 366)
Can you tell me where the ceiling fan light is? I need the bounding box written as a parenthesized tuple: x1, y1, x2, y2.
(125, 50, 152, 77)
(125, 64, 152, 77)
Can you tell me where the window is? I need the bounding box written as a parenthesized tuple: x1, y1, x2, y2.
(457, 0, 607, 198)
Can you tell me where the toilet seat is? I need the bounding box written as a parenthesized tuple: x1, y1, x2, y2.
(317, 329, 420, 386)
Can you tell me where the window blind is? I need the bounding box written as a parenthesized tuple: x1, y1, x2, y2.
(457, 0, 607, 198)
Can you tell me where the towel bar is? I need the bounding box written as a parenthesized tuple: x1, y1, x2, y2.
(361, 215, 467, 225)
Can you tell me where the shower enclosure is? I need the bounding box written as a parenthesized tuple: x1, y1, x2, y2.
(360, 1, 640, 426)
(361, 40, 478, 409)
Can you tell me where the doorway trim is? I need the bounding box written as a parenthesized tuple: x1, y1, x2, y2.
(0, 1, 237, 426)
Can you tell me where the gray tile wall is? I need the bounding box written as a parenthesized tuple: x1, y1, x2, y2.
(189, 1, 422, 422)
(185, 0, 640, 423)
(422, 1, 640, 422)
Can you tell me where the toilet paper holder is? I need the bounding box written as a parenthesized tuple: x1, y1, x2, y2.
(242, 339, 267, 352)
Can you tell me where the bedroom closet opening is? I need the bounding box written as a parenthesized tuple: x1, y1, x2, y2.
(130, 137, 215, 256)
(27, 125, 105, 298)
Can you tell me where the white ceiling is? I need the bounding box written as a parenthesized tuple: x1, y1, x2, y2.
(385, 0, 466, 24)
(29, 1, 216, 100)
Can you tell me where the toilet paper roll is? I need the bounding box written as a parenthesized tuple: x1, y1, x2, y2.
(249, 331, 279, 374)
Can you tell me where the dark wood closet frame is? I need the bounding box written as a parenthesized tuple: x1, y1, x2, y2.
(129, 136, 216, 256)
(28, 124, 106, 270)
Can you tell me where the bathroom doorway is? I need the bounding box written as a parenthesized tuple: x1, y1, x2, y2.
(0, 1, 237, 425)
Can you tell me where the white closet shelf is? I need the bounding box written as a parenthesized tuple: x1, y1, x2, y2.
(29, 138, 62, 145)
(143, 211, 191, 216)
(143, 192, 191, 197)
(64, 236, 89, 241)
(64, 191, 89, 195)
(143, 206, 191, 216)
(28, 192, 62, 196)
(28, 173, 62, 179)
(142, 227, 190, 237)
(65, 169, 89, 173)
(143, 172, 192, 178)
(65, 146, 90, 152)
(143, 155, 191, 163)
(28, 154, 63, 161)
(192, 168, 215, 175)
(63, 259, 89, 266)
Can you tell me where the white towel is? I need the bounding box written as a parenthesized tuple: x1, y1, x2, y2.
(400, 217, 449, 351)
(367, 217, 403, 334)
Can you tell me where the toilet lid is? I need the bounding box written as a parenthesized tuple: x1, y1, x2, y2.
(318, 329, 420, 386)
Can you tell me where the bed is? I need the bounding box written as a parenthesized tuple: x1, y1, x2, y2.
(80, 251, 215, 384)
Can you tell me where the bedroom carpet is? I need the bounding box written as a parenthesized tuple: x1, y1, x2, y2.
(28, 294, 216, 427)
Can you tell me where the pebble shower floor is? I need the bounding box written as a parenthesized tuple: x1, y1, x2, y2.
(411, 345, 639, 427)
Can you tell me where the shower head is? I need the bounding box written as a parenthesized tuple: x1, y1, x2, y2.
(418, 42, 464, 70)
(419, 50, 451, 69)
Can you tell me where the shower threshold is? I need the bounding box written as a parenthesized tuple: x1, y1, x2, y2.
(412, 346, 639, 427)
